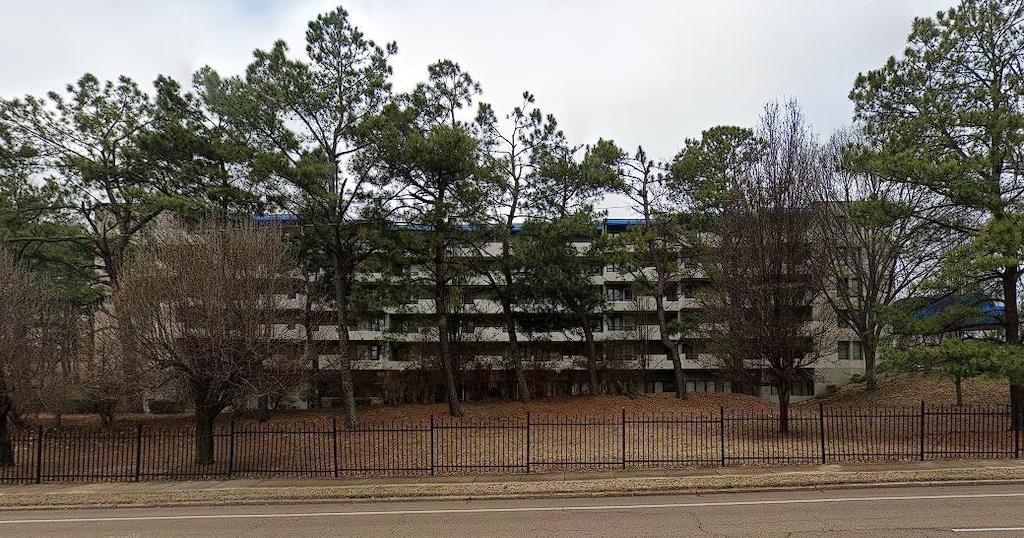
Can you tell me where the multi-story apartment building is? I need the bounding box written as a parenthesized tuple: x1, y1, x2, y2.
(261, 216, 866, 408)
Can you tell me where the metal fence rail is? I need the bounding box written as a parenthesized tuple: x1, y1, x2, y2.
(0, 403, 1019, 484)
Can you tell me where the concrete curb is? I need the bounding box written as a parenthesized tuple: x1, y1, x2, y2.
(3, 479, 1024, 512)
(2, 467, 1024, 511)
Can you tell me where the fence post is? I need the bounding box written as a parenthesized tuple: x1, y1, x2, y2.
(919, 401, 925, 462)
(429, 414, 435, 476)
(34, 425, 43, 484)
(525, 412, 531, 474)
(719, 406, 726, 467)
(134, 424, 143, 482)
(621, 409, 627, 470)
(819, 403, 826, 464)
(227, 419, 236, 478)
(331, 417, 339, 478)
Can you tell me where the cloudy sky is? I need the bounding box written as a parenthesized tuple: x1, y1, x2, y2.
(1, 0, 952, 212)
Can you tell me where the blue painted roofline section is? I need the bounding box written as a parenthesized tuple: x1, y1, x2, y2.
(907, 293, 1005, 331)
(254, 214, 300, 223)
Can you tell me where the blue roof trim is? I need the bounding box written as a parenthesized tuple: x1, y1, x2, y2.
(254, 214, 300, 223)
(907, 293, 1005, 331)
(604, 219, 647, 226)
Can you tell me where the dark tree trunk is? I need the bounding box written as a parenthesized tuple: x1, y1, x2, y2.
(437, 313, 463, 417)
(194, 406, 220, 465)
(581, 317, 600, 395)
(257, 395, 270, 422)
(115, 318, 144, 413)
(501, 236, 530, 403)
(303, 272, 321, 410)
(0, 384, 15, 467)
(0, 413, 13, 468)
(863, 342, 877, 392)
(435, 241, 463, 417)
(777, 379, 791, 435)
(333, 259, 358, 429)
(502, 297, 530, 403)
(654, 294, 687, 399)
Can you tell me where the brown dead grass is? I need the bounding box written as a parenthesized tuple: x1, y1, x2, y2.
(24, 372, 1012, 430)
(804, 372, 1010, 408)
(26, 392, 776, 429)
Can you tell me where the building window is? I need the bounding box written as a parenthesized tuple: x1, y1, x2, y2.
(360, 345, 380, 361)
(607, 316, 631, 331)
(792, 381, 814, 396)
(392, 345, 412, 361)
(838, 277, 861, 297)
(838, 340, 864, 361)
(606, 287, 633, 301)
(685, 380, 722, 393)
(837, 309, 866, 329)
(768, 380, 814, 396)
(837, 309, 851, 328)
(605, 264, 620, 273)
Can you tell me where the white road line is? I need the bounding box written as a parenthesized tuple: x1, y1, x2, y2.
(952, 529, 1024, 533)
(2, 492, 1024, 525)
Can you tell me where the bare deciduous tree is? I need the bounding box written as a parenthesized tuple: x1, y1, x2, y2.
(698, 101, 835, 433)
(0, 252, 69, 466)
(813, 129, 943, 391)
(115, 221, 303, 464)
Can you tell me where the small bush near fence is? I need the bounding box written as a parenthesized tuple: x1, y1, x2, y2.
(0, 403, 1018, 484)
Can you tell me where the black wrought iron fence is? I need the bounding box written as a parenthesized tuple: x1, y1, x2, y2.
(0, 403, 1018, 484)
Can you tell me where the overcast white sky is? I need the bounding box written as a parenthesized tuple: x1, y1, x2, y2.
(1, 0, 953, 214)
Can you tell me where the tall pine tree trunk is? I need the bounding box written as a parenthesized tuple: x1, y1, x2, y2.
(502, 302, 530, 403)
(303, 271, 320, 410)
(333, 260, 358, 429)
(654, 294, 687, 399)
(435, 242, 463, 417)
(581, 317, 600, 395)
(500, 233, 530, 402)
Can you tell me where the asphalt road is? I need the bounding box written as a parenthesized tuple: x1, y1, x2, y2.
(2, 483, 1024, 536)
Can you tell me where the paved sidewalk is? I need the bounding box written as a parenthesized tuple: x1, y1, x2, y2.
(2, 459, 1024, 510)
